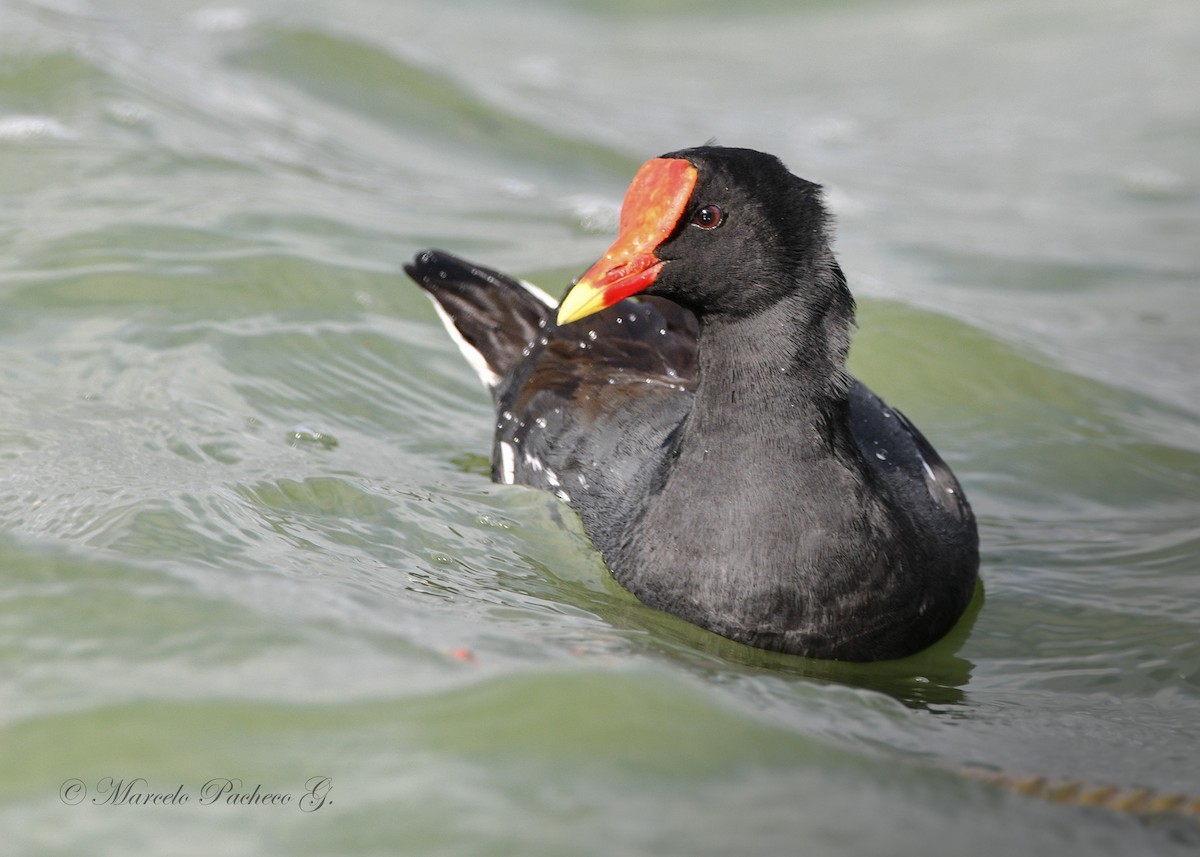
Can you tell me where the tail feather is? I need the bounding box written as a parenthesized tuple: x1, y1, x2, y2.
(404, 249, 555, 392)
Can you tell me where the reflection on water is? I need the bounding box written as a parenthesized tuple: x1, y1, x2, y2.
(615, 581, 983, 710)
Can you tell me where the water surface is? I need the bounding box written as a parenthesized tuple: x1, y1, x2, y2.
(2, 0, 1198, 854)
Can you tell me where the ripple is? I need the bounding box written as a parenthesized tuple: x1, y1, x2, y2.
(0, 114, 73, 140)
(2, 0, 1199, 852)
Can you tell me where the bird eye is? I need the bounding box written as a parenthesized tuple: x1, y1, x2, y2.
(692, 204, 723, 229)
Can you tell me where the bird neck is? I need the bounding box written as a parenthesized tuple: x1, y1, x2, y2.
(686, 268, 855, 445)
(615, 266, 884, 645)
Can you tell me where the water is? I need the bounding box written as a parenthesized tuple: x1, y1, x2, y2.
(2, 0, 1198, 853)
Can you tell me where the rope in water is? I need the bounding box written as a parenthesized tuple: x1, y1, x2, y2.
(956, 766, 1200, 817)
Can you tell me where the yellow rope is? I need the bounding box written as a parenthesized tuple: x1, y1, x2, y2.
(957, 767, 1200, 817)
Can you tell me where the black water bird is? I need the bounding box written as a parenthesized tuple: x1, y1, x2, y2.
(405, 146, 978, 661)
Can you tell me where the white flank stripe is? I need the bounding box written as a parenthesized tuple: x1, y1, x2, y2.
(427, 296, 501, 390)
(517, 277, 558, 308)
(497, 441, 516, 484)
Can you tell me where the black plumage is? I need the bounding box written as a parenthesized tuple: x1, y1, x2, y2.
(405, 146, 978, 661)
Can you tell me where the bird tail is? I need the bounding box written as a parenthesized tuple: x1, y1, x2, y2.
(404, 249, 557, 394)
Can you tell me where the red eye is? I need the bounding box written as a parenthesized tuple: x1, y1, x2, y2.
(692, 204, 723, 229)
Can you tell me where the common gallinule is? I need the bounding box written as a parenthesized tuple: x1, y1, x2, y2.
(405, 146, 978, 661)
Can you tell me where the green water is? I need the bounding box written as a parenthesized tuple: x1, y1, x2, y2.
(2, 0, 1198, 854)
